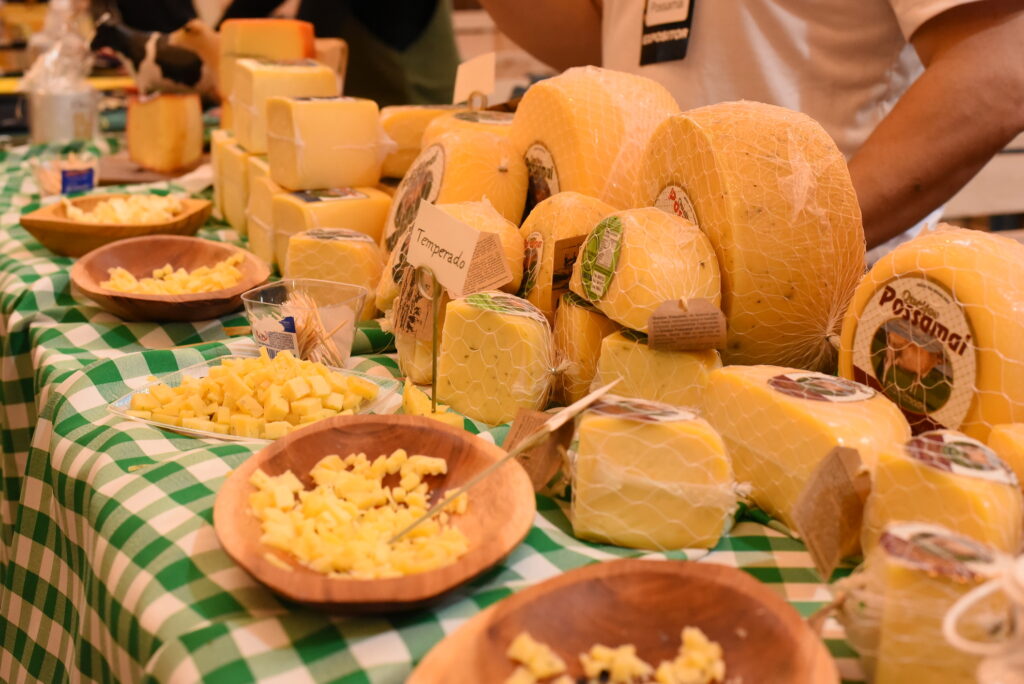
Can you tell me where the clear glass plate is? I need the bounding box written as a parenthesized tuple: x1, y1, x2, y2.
(108, 355, 403, 444)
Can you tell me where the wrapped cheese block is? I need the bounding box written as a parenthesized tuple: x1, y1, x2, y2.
(271, 187, 391, 266)
(703, 365, 911, 529)
(378, 105, 460, 179)
(840, 225, 1024, 441)
(210, 129, 232, 218)
(552, 292, 620, 405)
(570, 395, 737, 550)
(569, 207, 720, 332)
(127, 94, 202, 173)
(862, 430, 1022, 554)
(988, 423, 1024, 489)
(220, 140, 253, 234)
(592, 330, 721, 407)
(510, 66, 679, 213)
(436, 292, 554, 425)
(634, 101, 865, 371)
(421, 110, 514, 148)
(246, 175, 282, 267)
(285, 228, 384, 320)
(518, 191, 615, 320)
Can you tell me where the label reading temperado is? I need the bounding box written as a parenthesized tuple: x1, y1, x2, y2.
(385, 144, 445, 251)
(768, 371, 875, 403)
(518, 231, 544, 297)
(523, 142, 559, 220)
(851, 276, 976, 433)
(905, 431, 1018, 486)
(293, 187, 368, 203)
(654, 184, 699, 227)
(578, 216, 623, 302)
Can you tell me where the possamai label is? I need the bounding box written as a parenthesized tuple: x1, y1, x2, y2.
(292, 187, 368, 203)
(453, 110, 514, 125)
(523, 142, 560, 219)
(851, 276, 976, 433)
(578, 216, 623, 302)
(518, 231, 544, 297)
(384, 144, 445, 251)
(464, 291, 549, 327)
(587, 395, 698, 424)
(879, 521, 998, 583)
(654, 185, 699, 227)
(905, 431, 1018, 486)
(768, 371, 876, 403)
(304, 228, 375, 243)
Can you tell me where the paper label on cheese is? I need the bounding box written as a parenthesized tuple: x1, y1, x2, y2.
(767, 371, 876, 403)
(292, 188, 368, 203)
(519, 231, 543, 297)
(303, 228, 375, 243)
(251, 315, 300, 358)
(654, 184, 698, 227)
(647, 298, 727, 351)
(551, 234, 587, 301)
(524, 142, 560, 217)
(387, 145, 445, 251)
(464, 291, 548, 326)
(905, 431, 1018, 486)
(879, 521, 998, 582)
(453, 110, 513, 125)
(850, 276, 976, 432)
(588, 395, 698, 423)
(393, 267, 434, 341)
(578, 216, 623, 302)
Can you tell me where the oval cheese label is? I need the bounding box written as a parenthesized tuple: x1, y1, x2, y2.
(464, 291, 549, 327)
(293, 187, 368, 203)
(384, 144, 445, 251)
(850, 276, 976, 432)
(303, 228, 375, 243)
(654, 184, 699, 227)
(453, 110, 514, 125)
(768, 371, 875, 403)
(578, 216, 623, 303)
(523, 142, 560, 219)
(518, 231, 544, 297)
(879, 521, 999, 583)
(904, 430, 1018, 486)
(588, 395, 698, 424)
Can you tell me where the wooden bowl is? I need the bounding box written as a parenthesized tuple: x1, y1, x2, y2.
(70, 235, 270, 322)
(410, 559, 839, 683)
(213, 414, 537, 613)
(20, 193, 211, 257)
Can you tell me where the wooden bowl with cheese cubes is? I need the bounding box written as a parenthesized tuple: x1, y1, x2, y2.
(70, 235, 270, 322)
(214, 414, 536, 613)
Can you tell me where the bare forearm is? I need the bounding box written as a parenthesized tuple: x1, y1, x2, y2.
(478, 0, 602, 70)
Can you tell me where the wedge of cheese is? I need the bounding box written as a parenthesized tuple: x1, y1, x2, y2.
(569, 208, 720, 332)
(266, 96, 382, 190)
(988, 423, 1024, 490)
(518, 192, 615, 320)
(421, 110, 514, 149)
(379, 105, 461, 179)
(284, 228, 384, 320)
(634, 102, 865, 371)
(552, 292, 620, 405)
(436, 292, 553, 425)
(570, 396, 736, 550)
(593, 330, 721, 407)
(220, 141, 253, 234)
(703, 365, 911, 528)
(840, 225, 1024, 441)
(271, 187, 391, 266)
(127, 93, 202, 174)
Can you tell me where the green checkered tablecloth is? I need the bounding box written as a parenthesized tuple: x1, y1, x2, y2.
(0, 142, 865, 683)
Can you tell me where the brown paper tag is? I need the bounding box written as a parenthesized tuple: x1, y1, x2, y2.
(504, 408, 575, 492)
(550, 234, 587, 300)
(464, 232, 512, 294)
(393, 268, 433, 341)
(792, 446, 871, 582)
(647, 298, 727, 351)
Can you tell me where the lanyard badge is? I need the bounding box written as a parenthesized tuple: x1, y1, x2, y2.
(640, 0, 696, 65)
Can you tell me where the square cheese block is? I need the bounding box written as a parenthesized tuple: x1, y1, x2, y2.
(220, 141, 253, 234)
(232, 58, 338, 154)
(246, 175, 282, 268)
(127, 93, 202, 174)
(593, 330, 721, 408)
(988, 423, 1024, 489)
(379, 105, 460, 179)
(284, 228, 384, 320)
(570, 396, 736, 550)
(703, 365, 911, 529)
(266, 96, 382, 191)
(272, 187, 391, 266)
(862, 430, 1022, 554)
(218, 18, 315, 98)
(436, 292, 553, 425)
(552, 292, 620, 405)
(314, 37, 347, 77)
(210, 129, 233, 218)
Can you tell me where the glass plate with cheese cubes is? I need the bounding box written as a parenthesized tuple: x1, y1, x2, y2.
(108, 350, 402, 443)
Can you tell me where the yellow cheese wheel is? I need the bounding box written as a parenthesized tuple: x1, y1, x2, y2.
(634, 101, 865, 371)
(421, 110, 514, 149)
(552, 292, 620, 405)
(839, 225, 1024, 441)
(988, 423, 1024, 490)
(436, 201, 525, 295)
(379, 105, 462, 179)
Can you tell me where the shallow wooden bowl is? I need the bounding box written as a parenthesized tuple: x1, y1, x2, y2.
(20, 193, 211, 257)
(410, 559, 839, 683)
(70, 235, 270, 322)
(213, 414, 536, 613)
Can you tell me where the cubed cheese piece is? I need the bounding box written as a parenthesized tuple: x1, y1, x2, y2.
(232, 58, 338, 154)
(988, 423, 1024, 489)
(569, 208, 721, 332)
(840, 225, 1024, 440)
(570, 396, 736, 549)
(220, 141, 253, 234)
(127, 93, 202, 173)
(285, 228, 383, 320)
(421, 110, 514, 148)
(862, 430, 1022, 554)
(272, 187, 391, 265)
(266, 96, 382, 190)
(703, 365, 911, 529)
(246, 175, 283, 267)
(552, 292, 620, 405)
(437, 292, 553, 425)
(218, 18, 315, 101)
(378, 104, 460, 178)
(592, 330, 721, 407)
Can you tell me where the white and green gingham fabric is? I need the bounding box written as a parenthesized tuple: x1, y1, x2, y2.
(0, 142, 865, 683)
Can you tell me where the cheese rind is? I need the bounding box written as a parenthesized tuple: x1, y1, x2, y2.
(569, 207, 721, 332)
(702, 365, 911, 528)
(379, 105, 461, 179)
(988, 423, 1024, 490)
(284, 228, 384, 320)
(127, 94, 202, 173)
(271, 187, 391, 266)
(552, 292, 620, 405)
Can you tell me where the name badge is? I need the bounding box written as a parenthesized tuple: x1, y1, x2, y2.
(640, 0, 696, 65)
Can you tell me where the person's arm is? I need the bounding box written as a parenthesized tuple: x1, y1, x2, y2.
(477, 0, 602, 70)
(848, 0, 1024, 248)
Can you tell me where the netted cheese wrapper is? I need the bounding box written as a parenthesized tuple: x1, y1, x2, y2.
(394, 290, 450, 385)
(834, 522, 1010, 683)
(861, 430, 1022, 556)
(436, 201, 525, 294)
(592, 330, 721, 407)
(569, 395, 737, 550)
(284, 228, 383, 320)
(271, 187, 391, 266)
(436, 292, 554, 425)
(552, 292, 621, 405)
(634, 101, 865, 371)
(518, 191, 615, 321)
(703, 365, 910, 529)
(569, 207, 720, 332)
(421, 110, 514, 149)
(378, 105, 461, 179)
(380, 129, 528, 255)
(510, 65, 679, 213)
(840, 225, 1024, 441)
(988, 423, 1024, 487)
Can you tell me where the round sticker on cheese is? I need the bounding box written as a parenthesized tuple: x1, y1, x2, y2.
(385, 144, 445, 251)
(879, 521, 998, 582)
(767, 371, 875, 402)
(577, 216, 623, 302)
(292, 187, 369, 203)
(518, 231, 544, 297)
(588, 395, 698, 423)
(524, 142, 560, 218)
(654, 184, 699, 227)
(904, 430, 1018, 486)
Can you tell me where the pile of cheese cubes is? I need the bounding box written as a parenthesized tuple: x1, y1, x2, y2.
(101, 252, 245, 295)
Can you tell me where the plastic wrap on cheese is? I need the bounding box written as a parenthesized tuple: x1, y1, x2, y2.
(988, 423, 1024, 489)
(569, 395, 737, 550)
(552, 292, 620, 405)
(246, 175, 283, 268)
(219, 140, 252, 234)
(284, 228, 384, 320)
(569, 207, 720, 332)
(634, 101, 865, 371)
(840, 225, 1024, 441)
